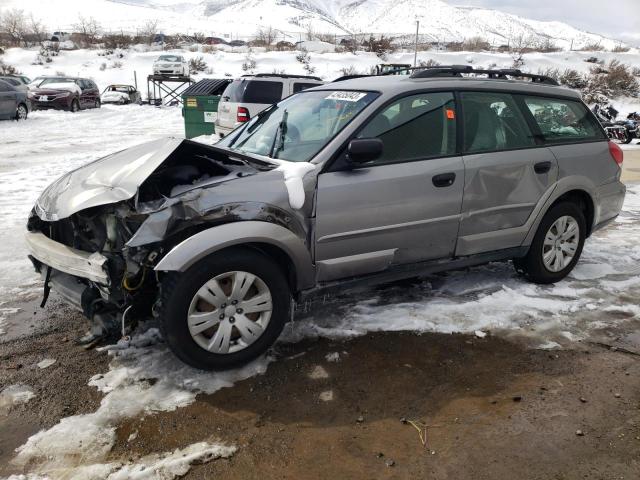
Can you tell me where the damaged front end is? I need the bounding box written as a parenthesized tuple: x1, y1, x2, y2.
(26, 137, 299, 340)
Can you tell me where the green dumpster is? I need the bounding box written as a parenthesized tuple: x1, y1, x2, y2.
(182, 79, 233, 139)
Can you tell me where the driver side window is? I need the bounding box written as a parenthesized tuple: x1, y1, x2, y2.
(357, 92, 457, 165)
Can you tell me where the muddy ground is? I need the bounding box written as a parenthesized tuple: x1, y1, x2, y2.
(1, 294, 639, 479)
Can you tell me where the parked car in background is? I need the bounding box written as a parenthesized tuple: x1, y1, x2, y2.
(29, 77, 100, 112)
(0, 76, 28, 93)
(7, 74, 31, 86)
(215, 74, 325, 137)
(101, 85, 142, 105)
(50, 31, 70, 42)
(153, 54, 189, 76)
(0, 79, 29, 120)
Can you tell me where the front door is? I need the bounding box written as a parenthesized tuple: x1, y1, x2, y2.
(315, 91, 464, 282)
(456, 91, 558, 256)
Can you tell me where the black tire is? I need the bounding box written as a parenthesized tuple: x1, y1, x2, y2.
(623, 132, 633, 144)
(513, 202, 586, 284)
(159, 247, 291, 370)
(15, 103, 28, 121)
(70, 99, 80, 112)
(95, 98, 101, 108)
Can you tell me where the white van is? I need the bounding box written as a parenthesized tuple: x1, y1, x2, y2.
(215, 74, 324, 137)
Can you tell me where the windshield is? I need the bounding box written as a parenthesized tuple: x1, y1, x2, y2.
(218, 90, 378, 162)
(39, 77, 72, 86)
(158, 55, 182, 62)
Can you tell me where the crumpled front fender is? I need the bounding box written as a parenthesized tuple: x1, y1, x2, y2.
(154, 221, 316, 291)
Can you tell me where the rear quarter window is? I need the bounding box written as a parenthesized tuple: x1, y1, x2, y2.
(242, 80, 283, 104)
(293, 82, 320, 93)
(523, 96, 606, 143)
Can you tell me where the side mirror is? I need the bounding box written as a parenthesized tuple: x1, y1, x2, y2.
(347, 138, 383, 165)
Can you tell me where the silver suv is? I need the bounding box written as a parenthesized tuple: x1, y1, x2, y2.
(215, 74, 324, 137)
(25, 67, 626, 370)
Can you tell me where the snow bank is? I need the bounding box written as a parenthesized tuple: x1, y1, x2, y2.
(8, 441, 235, 480)
(0, 384, 35, 412)
(12, 328, 268, 477)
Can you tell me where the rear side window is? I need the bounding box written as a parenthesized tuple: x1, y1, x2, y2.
(523, 97, 605, 143)
(0, 80, 11, 92)
(461, 91, 535, 154)
(223, 79, 283, 104)
(293, 82, 319, 93)
(357, 92, 457, 164)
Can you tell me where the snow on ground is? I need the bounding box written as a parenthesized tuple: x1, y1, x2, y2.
(11, 328, 261, 478)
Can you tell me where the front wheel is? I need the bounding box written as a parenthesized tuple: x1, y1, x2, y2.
(70, 99, 80, 112)
(95, 98, 101, 108)
(159, 248, 291, 370)
(514, 202, 586, 284)
(15, 103, 28, 120)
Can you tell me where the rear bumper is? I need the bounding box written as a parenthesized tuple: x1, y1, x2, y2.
(214, 123, 235, 137)
(595, 180, 626, 230)
(25, 231, 110, 285)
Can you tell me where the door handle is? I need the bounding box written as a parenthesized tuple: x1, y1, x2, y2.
(432, 172, 456, 188)
(534, 161, 552, 174)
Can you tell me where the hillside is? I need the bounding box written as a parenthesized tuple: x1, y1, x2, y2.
(2, 0, 624, 50)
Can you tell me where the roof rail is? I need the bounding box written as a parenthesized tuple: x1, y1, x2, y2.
(243, 73, 323, 81)
(409, 65, 559, 85)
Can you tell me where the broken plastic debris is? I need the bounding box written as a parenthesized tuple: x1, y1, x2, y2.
(474, 330, 487, 338)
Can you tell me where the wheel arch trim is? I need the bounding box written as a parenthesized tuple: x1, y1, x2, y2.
(154, 221, 315, 291)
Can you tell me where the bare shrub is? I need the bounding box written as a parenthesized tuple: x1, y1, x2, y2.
(73, 15, 101, 47)
(362, 35, 395, 59)
(0, 59, 19, 74)
(241, 50, 257, 74)
(138, 19, 159, 45)
(605, 60, 640, 97)
(202, 45, 217, 54)
(189, 56, 207, 73)
(295, 48, 316, 75)
(275, 41, 295, 51)
(537, 67, 561, 83)
(339, 65, 359, 76)
(103, 32, 134, 49)
(0, 9, 29, 46)
(581, 43, 604, 51)
(559, 69, 588, 89)
(418, 59, 441, 68)
(612, 44, 631, 53)
(461, 36, 490, 52)
(256, 26, 277, 48)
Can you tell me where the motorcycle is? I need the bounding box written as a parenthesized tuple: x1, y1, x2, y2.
(620, 112, 640, 144)
(592, 104, 629, 144)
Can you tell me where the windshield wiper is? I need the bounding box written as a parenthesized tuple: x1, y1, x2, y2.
(269, 109, 288, 159)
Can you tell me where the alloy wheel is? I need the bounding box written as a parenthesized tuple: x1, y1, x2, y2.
(542, 215, 580, 272)
(187, 271, 273, 354)
(16, 105, 27, 120)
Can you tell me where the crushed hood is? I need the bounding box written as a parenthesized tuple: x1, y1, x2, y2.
(35, 138, 183, 221)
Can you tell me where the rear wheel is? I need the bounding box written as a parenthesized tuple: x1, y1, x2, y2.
(159, 248, 291, 370)
(95, 98, 101, 108)
(514, 202, 586, 284)
(15, 103, 27, 120)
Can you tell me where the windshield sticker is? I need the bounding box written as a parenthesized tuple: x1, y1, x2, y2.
(325, 91, 367, 102)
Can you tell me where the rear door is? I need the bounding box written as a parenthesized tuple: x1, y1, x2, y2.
(456, 91, 558, 256)
(315, 91, 464, 281)
(0, 80, 15, 118)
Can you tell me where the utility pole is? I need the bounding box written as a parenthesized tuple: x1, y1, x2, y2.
(413, 20, 420, 67)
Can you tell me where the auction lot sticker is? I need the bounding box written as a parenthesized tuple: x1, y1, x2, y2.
(325, 91, 368, 102)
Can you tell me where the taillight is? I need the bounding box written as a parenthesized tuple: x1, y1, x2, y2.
(609, 140, 624, 166)
(237, 106, 249, 123)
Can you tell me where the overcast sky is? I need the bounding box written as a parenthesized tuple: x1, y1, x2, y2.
(447, 1, 640, 44)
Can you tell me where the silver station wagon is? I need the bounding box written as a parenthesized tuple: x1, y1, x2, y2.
(26, 66, 626, 369)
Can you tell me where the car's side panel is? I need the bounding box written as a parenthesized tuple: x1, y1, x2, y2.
(154, 221, 316, 290)
(315, 157, 465, 281)
(457, 148, 559, 256)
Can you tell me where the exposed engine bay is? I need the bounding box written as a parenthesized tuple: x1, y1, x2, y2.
(25, 139, 305, 342)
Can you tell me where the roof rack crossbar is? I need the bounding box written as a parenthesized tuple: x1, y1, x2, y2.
(243, 73, 323, 81)
(409, 66, 559, 85)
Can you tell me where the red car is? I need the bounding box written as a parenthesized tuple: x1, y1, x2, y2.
(29, 77, 100, 112)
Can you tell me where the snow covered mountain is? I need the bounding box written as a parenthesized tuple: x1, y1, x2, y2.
(5, 0, 623, 49)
